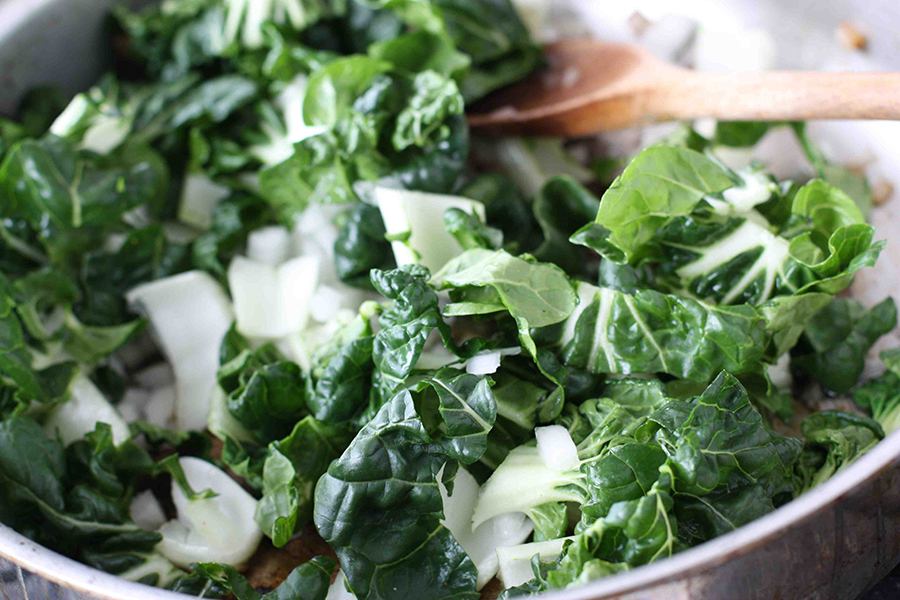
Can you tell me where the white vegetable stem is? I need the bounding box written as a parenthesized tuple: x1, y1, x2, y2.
(158, 457, 263, 569)
(440, 467, 533, 590)
(127, 271, 234, 431)
(250, 75, 326, 166)
(375, 186, 486, 273)
(495, 537, 574, 588)
(472, 445, 585, 529)
(767, 352, 793, 390)
(118, 553, 183, 588)
(130, 490, 168, 532)
(42, 375, 130, 446)
(535, 425, 580, 472)
(228, 255, 319, 338)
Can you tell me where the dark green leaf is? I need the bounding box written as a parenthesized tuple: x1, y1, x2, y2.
(794, 297, 897, 394)
(443, 207, 503, 250)
(193, 555, 336, 600)
(532, 176, 600, 277)
(257, 418, 352, 547)
(793, 410, 882, 494)
(549, 282, 766, 382)
(333, 202, 395, 289)
(314, 384, 493, 600)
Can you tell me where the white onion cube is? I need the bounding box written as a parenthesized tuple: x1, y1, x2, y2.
(535, 425, 579, 472)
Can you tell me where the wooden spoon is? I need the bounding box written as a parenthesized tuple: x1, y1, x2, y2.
(467, 39, 900, 136)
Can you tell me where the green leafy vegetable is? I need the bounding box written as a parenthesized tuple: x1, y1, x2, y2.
(256, 418, 352, 547)
(570, 146, 734, 262)
(854, 350, 900, 435)
(0, 419, 187, 585)
(314, 370, 496, 600)
(2, 1, 898, 597)
(193, 555, 336, 600)
(793, 411, 882, 494)
(334, 202, 396, 289)
(369, 264, 449, 406)
(532, 176, 600, 277)
(444, 207, 503, 251)
(543, 281, 766, 382)
(794, 297, 897, 394)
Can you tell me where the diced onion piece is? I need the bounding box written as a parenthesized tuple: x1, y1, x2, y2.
(127, 271, 234, 431)
(144, 385, 177, 429)
(130, 490, 168, 531)
(158, 457, 263, 569)
(228, 255, 319, 339)
(535, 425, 579, 472)
(134, 363, 175, 389)
(440, 468, 534, 590)
(291, 206, 344, 286)
(178, 174, 231, 230)
(466, 351, 503, 375)
(246, 226, 291, 265)
(375, 186, 486, 273)
(496, 537, 573, 588)
(43, 375, 130, 446)
(118, 388, 151, 423)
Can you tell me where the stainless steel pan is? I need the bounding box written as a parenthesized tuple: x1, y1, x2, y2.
(2, 0, 900, 598)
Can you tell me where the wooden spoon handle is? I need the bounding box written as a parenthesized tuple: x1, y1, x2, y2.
(645, 71, 900, 122)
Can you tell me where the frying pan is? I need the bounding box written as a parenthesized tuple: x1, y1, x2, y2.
(2, 0, 900, 598)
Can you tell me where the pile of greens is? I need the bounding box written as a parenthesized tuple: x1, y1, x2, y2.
(0, 1, 897, 599)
